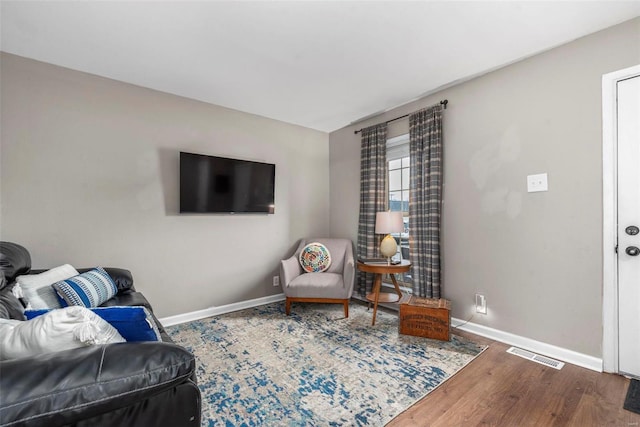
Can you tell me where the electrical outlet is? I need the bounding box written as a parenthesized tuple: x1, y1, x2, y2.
(273, 276, 280, 287)
(475, 293, 487, 314)
(527, 173, 548, 192)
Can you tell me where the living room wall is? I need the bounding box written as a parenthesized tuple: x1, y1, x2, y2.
(329, 18, 640, 358)
(0, 53, 330, 318)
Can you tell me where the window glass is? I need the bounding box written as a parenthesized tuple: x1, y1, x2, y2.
(389, 158, 402, 170)
(402, 168, 410, 190)
(386, 134, 412, 287)
(389, 191, 402, 210)
(389, 170, 402, 191)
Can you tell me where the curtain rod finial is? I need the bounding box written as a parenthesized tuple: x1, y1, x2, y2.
(440, 99, 448, 109)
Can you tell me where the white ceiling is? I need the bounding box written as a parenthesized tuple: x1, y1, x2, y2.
(2, 1, 639, 132)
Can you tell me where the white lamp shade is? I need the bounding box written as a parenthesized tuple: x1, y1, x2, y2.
(375, 211, 404, 234)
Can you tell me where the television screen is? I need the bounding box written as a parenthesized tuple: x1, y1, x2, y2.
(180, 152, 275, 214)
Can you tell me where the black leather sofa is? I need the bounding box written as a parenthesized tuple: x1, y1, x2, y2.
(0, 242, 201, 427)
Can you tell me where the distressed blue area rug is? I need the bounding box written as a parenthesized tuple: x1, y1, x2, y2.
(167, 302, 485, 426)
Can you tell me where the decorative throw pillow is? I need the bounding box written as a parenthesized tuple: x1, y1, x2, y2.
(26, 306, 161, 342)
(299, 242, 332, 273)
(0, 306, 125, 361)
(16, 264, 79, 309)
(52, 267, 118, 308)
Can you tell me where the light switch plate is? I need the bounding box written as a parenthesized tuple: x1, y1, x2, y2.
(527, 173, 548, 192)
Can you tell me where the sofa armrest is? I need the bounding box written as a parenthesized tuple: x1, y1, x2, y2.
(343, 256, 355, 297)
(280, 256, 302, 288)
(82, 268, 135, 293)
(280, 240, 306, 288)
(100, 291, 151, 311)
(0, 342, 196, 427)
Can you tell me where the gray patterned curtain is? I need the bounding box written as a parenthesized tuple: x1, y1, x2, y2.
(357, 123, 388, 296)
(409, 105, 443, 298)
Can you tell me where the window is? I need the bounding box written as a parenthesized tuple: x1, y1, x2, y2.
(387, 134, 412, 286)
(388, 157, 410, 213)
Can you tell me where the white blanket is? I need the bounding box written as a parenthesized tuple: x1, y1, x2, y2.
(0, 306, 125, 360)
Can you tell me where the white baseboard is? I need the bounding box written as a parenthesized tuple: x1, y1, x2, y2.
(159, 293, 286, 327)
(452, 317, 603, 372)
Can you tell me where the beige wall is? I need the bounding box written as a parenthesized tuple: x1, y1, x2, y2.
(330, 18, 640, 357)
(0, 53, 330, 317)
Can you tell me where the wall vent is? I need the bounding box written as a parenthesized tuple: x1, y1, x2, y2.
(506, 347, 565, 370)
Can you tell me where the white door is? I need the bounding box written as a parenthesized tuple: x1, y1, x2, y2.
(618, 75, 640, 378)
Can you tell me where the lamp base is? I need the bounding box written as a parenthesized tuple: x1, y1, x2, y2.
(379, 234, 398, 263)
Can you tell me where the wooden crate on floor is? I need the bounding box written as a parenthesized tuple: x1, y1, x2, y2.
(399, 296, 451, 341)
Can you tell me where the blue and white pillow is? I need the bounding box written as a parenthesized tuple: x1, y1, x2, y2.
(52, 267, 117, 308)
(25, 306, 161, 342)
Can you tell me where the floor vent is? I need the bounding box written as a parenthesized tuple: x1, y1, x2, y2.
(506, 347, 565, 370)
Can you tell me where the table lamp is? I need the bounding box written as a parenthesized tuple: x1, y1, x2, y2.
(375, 211, 404, 265)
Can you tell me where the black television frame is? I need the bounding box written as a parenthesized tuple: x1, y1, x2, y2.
(179, 151, 275, 214)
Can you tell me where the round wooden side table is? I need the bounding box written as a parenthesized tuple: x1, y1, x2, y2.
(357, 260, 411, 326)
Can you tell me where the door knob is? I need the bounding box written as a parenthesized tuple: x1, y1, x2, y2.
(626, 246, 640, 256)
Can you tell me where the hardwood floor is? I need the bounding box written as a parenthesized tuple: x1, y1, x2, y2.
(388, 330, 640, 427)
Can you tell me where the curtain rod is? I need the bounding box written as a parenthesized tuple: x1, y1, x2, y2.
(354, 99, 448, 134)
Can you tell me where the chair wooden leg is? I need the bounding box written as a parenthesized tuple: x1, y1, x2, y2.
(343, 300, 349, 318)
(285, 298, 291, 315)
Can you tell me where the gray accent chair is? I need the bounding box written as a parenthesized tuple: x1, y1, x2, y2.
(279, 238, 355, 317)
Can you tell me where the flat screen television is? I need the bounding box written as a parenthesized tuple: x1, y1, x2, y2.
(180, 151, 275, 214)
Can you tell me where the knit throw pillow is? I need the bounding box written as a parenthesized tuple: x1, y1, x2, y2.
(299, 242, 332, 273)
